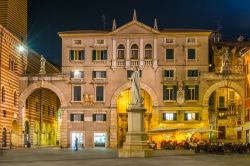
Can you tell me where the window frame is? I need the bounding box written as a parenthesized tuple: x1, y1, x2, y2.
(70, 70, 84, 79)
(95, 85, 104, 102)
(72, 85, 82, 102)
(93, 113, 107, 122)
(92, 70, 107, 79)
(130, 44, 139, 59)
(166, 48, 174, 60)
(184, 112, 199, 121)
(144, 44, 152, 59)
(165, 37, 176, 44)
(187, 48, 196, 60)
(69, 50, 85, 61)
(92, 50, 108, 61)
(186, 37, 197, 44)
(117, 44, 125, 59)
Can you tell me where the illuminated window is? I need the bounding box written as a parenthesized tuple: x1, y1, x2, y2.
(70, 71, 84, 79)
(184, 112, 199, 121)
(131, 44, 139, 59)
(70, 50, 85, 60)
(144, 44, 152, 59)
(92, 50, 107, 60)
(219, 96, 225, 108)
(187, 48, 196, 59)
(165, 38, 175, 44)
(162, 113, 177, 121)
(117, 44, 125, 59)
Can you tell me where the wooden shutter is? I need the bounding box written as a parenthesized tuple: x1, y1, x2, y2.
(195, 113, 199, 120)
(184, 113, 188, 121)
(173, 85, 177, 100)
(162, 113, 166, 120)
(103, 114, 107, 121)
(70, 50, 74, 60)
(103, 50, 107, 60)
(163, 85, 167, 100)
(81, 114, 84, 121)
(173, 113, 177, 121)
(103, 71, 107, 78)
(195, 85, 199, 100)
(185, 86, 189, 100)
(93, 114, 96, 121)
(70, 114, 74, 121)
(92, 50, 96, 60)
(92, 71, 96, 79)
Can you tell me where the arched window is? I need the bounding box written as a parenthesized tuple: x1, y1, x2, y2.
(2, 87, 5, 103)
(14, 91, 17, 106)
(144, 44, 152, 59)
(2, 128, 7, 147)
(131, 44, 139, 59)
(117, 44, 125, 59)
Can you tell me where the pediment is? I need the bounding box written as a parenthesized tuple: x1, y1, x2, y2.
(110, 21, 159, 35)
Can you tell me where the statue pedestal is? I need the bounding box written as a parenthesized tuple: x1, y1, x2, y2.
(118, 105, 153, 158)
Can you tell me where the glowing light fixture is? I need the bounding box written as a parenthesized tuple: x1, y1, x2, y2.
(17, 45, 26, 53)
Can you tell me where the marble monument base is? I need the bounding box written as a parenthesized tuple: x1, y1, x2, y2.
(118, 105, 153, 158)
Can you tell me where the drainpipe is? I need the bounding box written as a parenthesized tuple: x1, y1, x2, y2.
(0, 27, 3, 147)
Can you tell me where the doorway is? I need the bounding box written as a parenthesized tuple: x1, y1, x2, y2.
(70, 132, 83, 149)
(94, 132, 106, 147)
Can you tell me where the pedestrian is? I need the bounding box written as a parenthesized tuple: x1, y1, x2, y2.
(75, 136, 78, 151)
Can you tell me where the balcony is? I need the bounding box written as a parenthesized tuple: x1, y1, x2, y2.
(130, 60, 139, 66)
(144, 59, 152, 66)
(117, 59, 125, 67)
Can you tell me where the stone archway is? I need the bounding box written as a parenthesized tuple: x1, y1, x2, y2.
(111, 82, 159, 107)
(19, 81, 66, 107)
(202, 80, 244, 106)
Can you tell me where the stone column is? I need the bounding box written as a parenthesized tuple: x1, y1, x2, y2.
(153, 38, 158, 70)
(139, 38, 144, 67)
(60, 108, 68, 148)
(111, 39, 117, 69)
(126, 38, 130, 68)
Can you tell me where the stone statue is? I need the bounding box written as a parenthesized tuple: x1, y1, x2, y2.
(39, 55, 46, 74)
(130, 68, 142, 106)
(221, 49, 231, 73)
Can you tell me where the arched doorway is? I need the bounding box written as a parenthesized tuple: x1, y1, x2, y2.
(116, 89, 152, 147)
(208, 87, 242, 142)
(11, 120, 19, 146)
(24, 121, 29, 146)
(33, 121, 40, 145)
(2, 128, 7, 147)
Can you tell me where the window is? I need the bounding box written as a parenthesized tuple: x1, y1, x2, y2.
(92, 50, 107, 60)
(9, 58, 15, 72)
(70, 114, 84, 121)
(92, 71, 107, 79)
(93, 114, 106, 121)
(52, 108, 55, 117)
(218, 126, 226, 139)
(163, 70, 174, 78)
(219, 96, 225, 108)
(70, 71, 84, 79)
(117, 44, 125, 59)
(165, 38, 174, 44)
(163, 85, 177, 101)
(73, 40, 81, 45)
(70, 50, 85, 61)
(3, 110, 7, 117)
(14, 91, 17, 106)
(127, 70, 142, 78)
(166, 49, 174, 60)
(73, 86, 81, 101)
(25, 99, 29, 109)
(131, 44, 139, 59)
(162, 113, 177, 121)
(1, 86, 5, 103)
(184, 112, 199, 121)
(144, 44, 152, 59)
(187, 69, 198, 77)
(185, 86, 199, 100)
(96, 86, 104, 102)
(96, 39, 105, 45)
(237, 131, 241, 140)
(186, 37, 196, 44)
(218, 112, 227, 119)
(187, 48, 196, 59)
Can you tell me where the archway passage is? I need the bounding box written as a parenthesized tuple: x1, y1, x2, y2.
(116, 89, 152, 147)
(24, 88, 61, 146)
(2, 128, 7, 147)
(208, 87, 242, 142)
(11, 120, 19, 147)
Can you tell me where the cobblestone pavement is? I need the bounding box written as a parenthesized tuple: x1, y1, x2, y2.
(0, 148, 250, 166)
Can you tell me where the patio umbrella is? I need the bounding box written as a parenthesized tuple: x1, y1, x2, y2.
(149, 127, 177, 133)
(183, 128, 220, 141)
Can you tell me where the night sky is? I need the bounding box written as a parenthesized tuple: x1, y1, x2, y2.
(28, 0, 250, 66)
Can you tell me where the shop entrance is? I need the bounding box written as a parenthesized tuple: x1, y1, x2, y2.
(94, 132, 106, 147)
(70, 132, 83, 149)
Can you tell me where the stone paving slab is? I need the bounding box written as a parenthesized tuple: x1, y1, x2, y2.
(0, 148, 250, 166)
